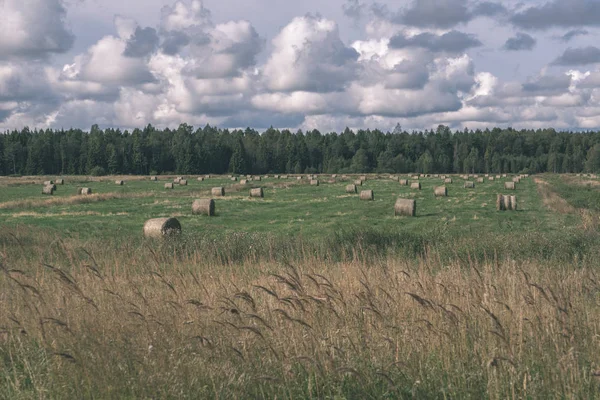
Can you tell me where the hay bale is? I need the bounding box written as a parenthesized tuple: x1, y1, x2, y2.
(77, 187, 82, 195)
(205, 175, 211, 179)
(240, 179, 248, 185)
(143, 217, 182, 238)
(360, 176, 367, 181)
(150, 176, 158, 181)
(496, 194, 505, 211)
(42, 185, 54, 195)
(179, 179, 188, 186)
(488, 177, 495, 181)
(174, 178, 181, 184)
(212, 187, 225, 196)
(164, 183, 174, 189)
(513, 177, 521, 183)
(509, 195, 517, 211)
(255, 176, 263, 181)
(411, 175, 419, 180)
(327, 179, 336, 184)
(434, 186, 447, 197)
(502, 174, 507, 178)
(464, 181, 475, 188)
(477, 178, 484, 183)
(310, 179, 319, 186)
(297, 176, 302, 180)
(192, 199, 215, 216)
(332, 174, 337, 178)
(250, 188, 264, 198)
(346, 184, 357, 194)
(231, 177, 238, 181)
(274, 175, 280, 179)
(197, 177, 204, 182)
(80, 187, 92, 195)
(354, 179, 363, 186)
(279, 176, 286, 180)
(444, 178, 453, 184)
(360, 190, 374, 201)
(43, 180, 54, 186)
(504, 182, 515, 190)
(399, 179, 409, 186)
(394, 199, 416, 217)
(56, 179, 65, 185)
(410, 182, 421, 190)
(115, 180, 124, 185)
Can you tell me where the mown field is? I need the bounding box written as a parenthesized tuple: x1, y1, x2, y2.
(1, 173, 600, 398)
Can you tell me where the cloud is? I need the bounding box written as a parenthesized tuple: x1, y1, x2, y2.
(511, 0, 600, 30)
(389, 30, 482, 53)
(0, 0, 74, 59)
(342, 0, 366, 22)
(558, 29, 589, 42)
(262, 15, 359, 93)
(522, 74, 572, 95)
(503, 33, 536, 51)
(124, 27, 160, 58)
(552, 47, 600, 66)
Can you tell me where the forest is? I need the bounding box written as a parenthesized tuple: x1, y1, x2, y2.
(2, 123, 600, 176)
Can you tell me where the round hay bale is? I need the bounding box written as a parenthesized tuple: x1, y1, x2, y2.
(346, 184, 357, 194)
(150, 176, 158, 181)
(310, 179, 319, 186)
(360, 176, 367, 181)
(477, 178, 484, 183)
(143, 218, 182, 239)
(399, 179, 409, 186)
(240, 179, 248, 185)
(115, 180, 124, 185)
(410, 182, 421, 190)
(394, 199, 416, 217)
(42, 185, 54, 195)
(434, 186, 447, 197)
(250, 188, 264, 198)
(464, 181, 475, 188)
(179, 179, 188, 186)
(354, 179, 363, 186)
(297, 176, 302, 180)
(502, 174, 507, 178)
(77, 187, 83, 195)
(192, 199, 215, 216)
(496, 175, 501, 179)
(212, 187, 225, 196)
(279, 176, 285, 180)
(274, 175, 280, 179)
(80, 187, 92, 195)
(231, 177, 238, 181)
(510, 195, 517, 211)
(513, 177, 521, 183)
(332, 174, 337, 178)
(488, 177, 495, 181)
(174, 178, 181, 184)
(164, 183, 174, 189)
(411, 175, 419, 180)
(205, 175, 211, 179)
(444, 178, 453, 184)
(197, 177, 204, 182)
(327, 179, 336, 184)
(504, 182, 516, 190)
(504, 195, 513, 211)
(43, 180, 54, 186)
(360, 190, 374, 201)
(56, 179, 65, 185)
(496, 194, 505, 211)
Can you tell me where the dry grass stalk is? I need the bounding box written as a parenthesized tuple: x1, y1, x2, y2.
(192, 199, 215, 216)
(143, 217, 182, 238)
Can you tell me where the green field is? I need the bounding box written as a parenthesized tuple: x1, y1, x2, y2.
(2, 173, 600, 399)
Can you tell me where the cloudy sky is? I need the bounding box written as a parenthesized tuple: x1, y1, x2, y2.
(2, 0, 600, 132)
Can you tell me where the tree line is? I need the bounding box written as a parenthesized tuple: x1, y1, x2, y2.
(2, 123, 600, 176)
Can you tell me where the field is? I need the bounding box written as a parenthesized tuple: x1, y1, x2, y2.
(1, 173, 600, 398)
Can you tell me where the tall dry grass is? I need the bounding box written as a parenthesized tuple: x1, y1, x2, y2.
(1, 236, 600, 399)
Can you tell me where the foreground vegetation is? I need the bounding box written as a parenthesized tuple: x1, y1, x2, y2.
(1, 173, 600, 398)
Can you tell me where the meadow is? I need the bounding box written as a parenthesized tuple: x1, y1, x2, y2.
(1, 173, 600, 398)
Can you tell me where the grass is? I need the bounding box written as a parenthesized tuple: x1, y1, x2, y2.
(1, 173, 600, 398)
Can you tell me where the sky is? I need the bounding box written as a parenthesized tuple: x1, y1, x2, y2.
(2, 0, 600, 132)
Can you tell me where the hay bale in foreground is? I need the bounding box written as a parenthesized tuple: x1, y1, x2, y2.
(42, 186, 54, 195)
(434, 186, 447, 197)
(496, 194, 505, 211)
(497, 194, 518, 211)
(212, 187, 225, 196)
(444, 178, 453, 184)
(346, 184, 357, 194)
(192, 199, 215, 216)
(80, 187, 92, 195)
(310, 179, 319, 186)
(504, 182, 516, 190)
(509, 195, 517, 211)
(464, 181, 475, 188)
(115, 180, 124, 185)
(399, 179, 409, 186)
(411, 182, 421, 190)
(179, 179, 188, 186)
(250, 188, 264, 198)
(143, 218, 182, 238)
(56, 179, 65, 185)
(164, 183, 174, 189)
(360, 190, 374, 201)
(394, 199, 416, 217)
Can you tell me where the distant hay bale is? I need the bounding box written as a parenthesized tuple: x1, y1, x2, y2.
(464, 181, 475, 188)
(477, 178, 484, 183)
(496, 194, 517, 211)
(513, 177, 521, 183)
(42, 185, 54, 195)
(444, 178, 453, 184)
(360, 176, 367, 181)
(150, 176, 158, 181)
(502, 174, 507, 178)
(354, 179, 363, 186)
(399, 179, 409, 186)
(489, 177, 495, 181)
(255, 176, 262, 181)
(250, 188, 264, 198)
(115, 180, 124, 185)
(43, 180, 54, 186)
(205, 175, 211, 179)
(240, 179, 248, 184)
(434, 186, 447, 197)
(179, 179, 188, 186)
(174, 178, 181, 184)
(411, 175, 419, 180)
(504, 182, 516, 190)
(410, 182, 421, 190)
(80, 187, 92, 195)
(77, 187, 82, 195)
(297, 176, 302, 180)
(231, 177, 238, 181)
(496, 175, 501, 179)
(279, 176, 286, 180)
(394, 199, 416, 217)
(164, 183, 174, 189)
(332, 174, 337, 178)
(143, 217, 182, 239)
(327, 179, 336, 184)
(496, 194, 505, 211)
(56, 179, 64, 185)
(197, 177, 204, 182)
(360, 190, 374, 201)
(192, 199, 215, 216)
(346, 184, 357, 194)
(434, 174, 439, 178)
(274, 175, 280, 179)
(212, 187, 225, 196)
(310, 179, 319, 186)
(509, 195, 517, 211)
(440, 175, 446, 180)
